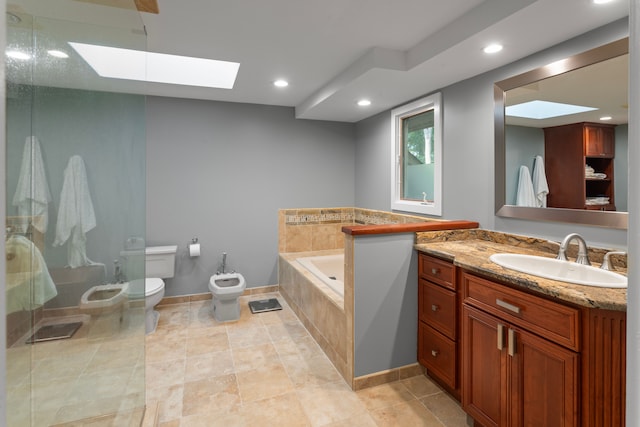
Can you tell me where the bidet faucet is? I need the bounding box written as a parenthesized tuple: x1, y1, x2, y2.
(557, 233, 591, 265)
(113, 259, 126, 283)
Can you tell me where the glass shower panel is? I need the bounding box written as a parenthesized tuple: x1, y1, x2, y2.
(6, 4, 147, 426)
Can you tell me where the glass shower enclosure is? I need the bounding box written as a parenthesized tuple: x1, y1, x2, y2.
(5, 1, 147, 425)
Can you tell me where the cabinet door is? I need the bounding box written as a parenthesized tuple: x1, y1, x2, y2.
(585, 125, 614, 157)
(462, 305, 507, 427)
(509, 326, 579, 427)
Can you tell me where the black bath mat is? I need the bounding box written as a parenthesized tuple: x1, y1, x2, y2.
(26, 322, 83, 344)
(248, 298, 283, 314)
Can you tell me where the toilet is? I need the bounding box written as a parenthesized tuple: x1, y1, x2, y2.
(122, 245, 177, 334)
(208, 272, 246, 322)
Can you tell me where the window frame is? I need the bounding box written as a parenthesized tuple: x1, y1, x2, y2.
(390, 92, 442, 216)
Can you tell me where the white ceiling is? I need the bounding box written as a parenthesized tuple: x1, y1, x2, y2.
(8, 0, 630, 122)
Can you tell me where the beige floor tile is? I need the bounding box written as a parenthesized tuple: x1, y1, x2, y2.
(355, 381, 416, 411)
(182, 373, 241, 416)
(321, 412, 379, 427)
(241, 392, 311, 427)
(146, 358, 186, 389)
(185, 350, 235, 382)
(296, 381, 369, 427)
(186, 328, 229, 356)
(369, 400, 445, 427)
(232, 342, 281, 373)
(281, 354, 343, 388)
(401, 375, 444, 398)
(146, 333, 187, 363)
(272, 336, 324, 360)
(146, 384, 184, 423)
(180, 409, 246, 427)
(236, 363, 295, 403)
(227, 324, 273, 349)
(266, 321, 311, 342)
(420, 392, 471, 427)
(158, 421, 180, 427)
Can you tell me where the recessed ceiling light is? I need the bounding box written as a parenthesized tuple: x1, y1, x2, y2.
(6, 50, 30, 60)
(593, 0, 614, 4)
(47, 50, 69, 58)
(69, 42, 240, 89)
(483, 44, 503, 54)
(600, 116, 612, 121)
(357, 99, 371, 107)
(274, 79, 289, 88)
(506, 100, 597, 119)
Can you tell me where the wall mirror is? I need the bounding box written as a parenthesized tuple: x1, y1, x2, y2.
(495, 38, 628, 229)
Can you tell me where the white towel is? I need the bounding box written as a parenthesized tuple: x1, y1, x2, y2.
(53, 156, 98, 268)
(6, 235, 57, 313)
(516, 165, 537, 207)
(532, 155, 549, 208)
(12, 136, 52, 233)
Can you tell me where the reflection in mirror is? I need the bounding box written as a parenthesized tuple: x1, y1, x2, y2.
(495, 38, 628, 229)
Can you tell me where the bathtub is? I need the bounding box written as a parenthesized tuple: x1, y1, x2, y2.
(296, 254, 344, 298)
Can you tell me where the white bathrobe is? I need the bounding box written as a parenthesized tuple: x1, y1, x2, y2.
(53, 156, 97, 268)
(12, 136, 52, 233)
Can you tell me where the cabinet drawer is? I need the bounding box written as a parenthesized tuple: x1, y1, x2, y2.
(462, 272, 580, 351)
(419, 279, 456, 339)
(418, 322, 456, 389)
(419, 255, 455, 290)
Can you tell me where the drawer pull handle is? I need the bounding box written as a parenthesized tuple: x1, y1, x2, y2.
(496, 298, 521, 314)
(508, 328, 516, 357)
(431, 268, 440, 275)
(431, 350, 439, 357)
(431, 304, 439, 312)
(497, 323, 504, 350)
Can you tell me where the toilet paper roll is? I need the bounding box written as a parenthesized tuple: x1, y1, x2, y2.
(189, 243, 201, 257)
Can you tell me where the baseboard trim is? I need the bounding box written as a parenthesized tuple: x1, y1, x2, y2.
(158, 284, 280, 306)
(352, 363, 423, 391)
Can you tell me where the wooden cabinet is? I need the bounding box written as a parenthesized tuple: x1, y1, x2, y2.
(417, 254, 460, 398)
(462, 272, 579, 427)
(544, 122, 616, 211)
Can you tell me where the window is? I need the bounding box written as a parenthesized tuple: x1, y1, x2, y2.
(391, 92, 442, 216)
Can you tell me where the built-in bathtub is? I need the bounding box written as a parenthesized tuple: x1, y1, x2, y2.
(296, 254, 344, 298)
(279, 249, 347, 380)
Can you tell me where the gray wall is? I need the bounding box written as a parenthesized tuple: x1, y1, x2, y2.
(354, 233, 418, 376)
(146, 97, 355, 296)
(355, 19, 629, 249)
(505, 125, 544, 206)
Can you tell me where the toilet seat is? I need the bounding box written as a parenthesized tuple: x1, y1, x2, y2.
(146, 277, 164, 296)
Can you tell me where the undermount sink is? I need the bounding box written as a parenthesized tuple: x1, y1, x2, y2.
(489, 253, 627, 288)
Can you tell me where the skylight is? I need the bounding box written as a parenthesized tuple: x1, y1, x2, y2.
(69, 42, 240, 89)
(506, 100, 597, 120)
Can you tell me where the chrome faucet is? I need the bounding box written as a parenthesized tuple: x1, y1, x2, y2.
(600, 251, 626, 271)
(557, 233, 591, 265)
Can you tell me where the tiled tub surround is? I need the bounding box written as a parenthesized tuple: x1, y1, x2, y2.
(279, 250, 348, 383)
(414, 229, 627, 311)
(279, 207, 479, 390)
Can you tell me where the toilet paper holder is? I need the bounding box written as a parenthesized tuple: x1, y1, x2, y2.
(188, 237, 201, 257)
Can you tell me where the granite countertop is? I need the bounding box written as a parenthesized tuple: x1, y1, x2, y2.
(414, 230, 627, 312)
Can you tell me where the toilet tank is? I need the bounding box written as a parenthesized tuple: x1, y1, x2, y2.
(121, 245, 177, 280)
(145, 245, 178, 279)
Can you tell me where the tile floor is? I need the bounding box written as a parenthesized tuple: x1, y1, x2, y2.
(147, 292, 471, 427)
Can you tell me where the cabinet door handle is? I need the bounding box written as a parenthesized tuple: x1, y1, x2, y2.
(496, 298, 521, 314)
(431, 349, 439, 357)
(431, 304, 439, 312)
(508, 328, 516, 357)
(497, 323, 504, 350)
(431, 268, 440, 275)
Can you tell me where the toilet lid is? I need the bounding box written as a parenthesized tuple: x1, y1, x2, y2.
(145, 278, 164, 296)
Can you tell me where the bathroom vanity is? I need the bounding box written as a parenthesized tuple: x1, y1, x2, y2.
(415, 231, 626, 427)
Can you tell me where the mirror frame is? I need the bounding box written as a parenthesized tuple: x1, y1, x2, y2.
(494, 38, 628, 229)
